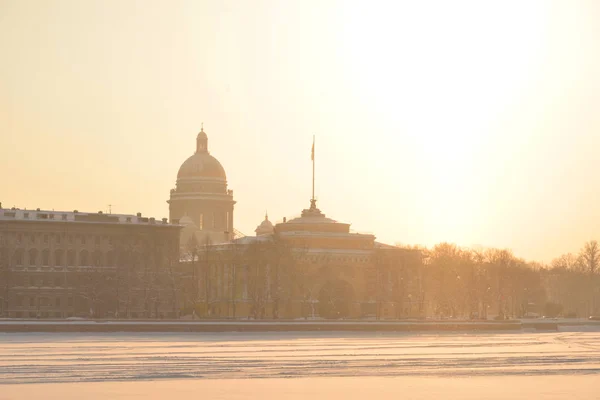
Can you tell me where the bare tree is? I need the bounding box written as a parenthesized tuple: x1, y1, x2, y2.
(267, 234, 294, 319)
(580, 241, 600, 315)
(552, 253, 584, 272)
(116, 240, 139, 319)
(201, 235, 214, 317)
(184, 234, 200, 318)
(225, 240, 242, 319)
(78, 268, 114, 318)
(245, 241, 268, 319)
(164, 241, 181, 319)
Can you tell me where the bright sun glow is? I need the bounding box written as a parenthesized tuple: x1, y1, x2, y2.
(336, 1, 548, 243)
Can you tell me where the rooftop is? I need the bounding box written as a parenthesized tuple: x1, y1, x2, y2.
(0, 207, 177, 227)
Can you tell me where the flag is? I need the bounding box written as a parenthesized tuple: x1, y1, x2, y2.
(311, 137, 315, 161)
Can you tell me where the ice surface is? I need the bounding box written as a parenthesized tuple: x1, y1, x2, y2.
(0, 328, 599, 399)
(1, 328, 599, 384)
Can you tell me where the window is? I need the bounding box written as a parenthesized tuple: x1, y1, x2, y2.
(81, 235, 86, 245)
(28, 249, 38, 266)
(42, 250, 50, 266)
(43, 235, 48, 244)
(23, 276, 29, 286)
(80, 250, 88, 266)
(54, 277, 61, 287)
(67, 297, 73, 307)
(54, 249, 63, 266)
(23, 213, 29, 219)
(55, 298, 61, 307)
(62, 214, 67, 221)
(67, 250, 76, 266)
(93, 250, 102, 266)
(17, 296, 23, 306)
(56, 235, 61, 244)
(30, 234, 35, 244)
(15, 249, 23, 266)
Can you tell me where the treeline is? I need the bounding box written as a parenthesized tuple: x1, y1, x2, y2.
(2, 231, 598, 320)
(178, 236, 600, 320)
(397, 240, 600, 319)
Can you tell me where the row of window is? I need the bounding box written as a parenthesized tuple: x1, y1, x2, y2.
(4, 232, 145, 246)
(15, 296, 73, 307)
(2, 212, 70, 221)
(18, 276, 64, 287)
(195, 212, 231, 230)
(14, 296, 149, 309)
(11, 249, 168, 268)
(306, 256, 371, 264)
(13, 249, 117, 267)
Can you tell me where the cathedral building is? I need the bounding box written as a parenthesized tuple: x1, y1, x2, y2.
(168, 126, 235, 246)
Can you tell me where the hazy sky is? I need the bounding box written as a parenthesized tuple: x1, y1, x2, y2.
(1, 0, 599, 262)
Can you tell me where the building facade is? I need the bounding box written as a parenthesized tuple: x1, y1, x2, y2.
(0, 208, 181, 318)
(168, 127, 235, 246)
(182, 200, 422, 320)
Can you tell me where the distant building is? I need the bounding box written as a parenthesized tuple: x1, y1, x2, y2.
(0, 208, 181, 318)
(182, 200, 422, 320)
(168, 126, 235, 247)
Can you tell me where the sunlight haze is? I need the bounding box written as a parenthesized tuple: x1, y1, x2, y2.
(1, 0, 599, 262)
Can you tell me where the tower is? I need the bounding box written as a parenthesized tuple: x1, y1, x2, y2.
(168, 127, 235, 244)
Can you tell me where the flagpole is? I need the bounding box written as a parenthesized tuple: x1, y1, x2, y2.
(312, 135, 315, 203)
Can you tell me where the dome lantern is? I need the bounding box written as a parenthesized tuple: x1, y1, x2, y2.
(196, 124, 208, 153)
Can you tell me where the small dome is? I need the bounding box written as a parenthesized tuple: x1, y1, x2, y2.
(255, 213, 274, 236)
(177, 152, 227, 180)
(179, 215, 195, 226)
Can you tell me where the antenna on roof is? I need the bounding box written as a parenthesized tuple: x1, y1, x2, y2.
(108, 204, 115, 214)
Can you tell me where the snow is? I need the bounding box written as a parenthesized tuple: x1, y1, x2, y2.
(1, 376, 598, 400)
(0, 329, 599, 398)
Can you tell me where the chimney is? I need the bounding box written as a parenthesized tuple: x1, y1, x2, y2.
(137, 212, 142, 217)
(283, 217, 287, 223)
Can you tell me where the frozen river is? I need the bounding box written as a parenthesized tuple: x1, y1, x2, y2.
(1, 328, 599, 399)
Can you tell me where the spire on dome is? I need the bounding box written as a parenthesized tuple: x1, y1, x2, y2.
(196, 124, 208, 153)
